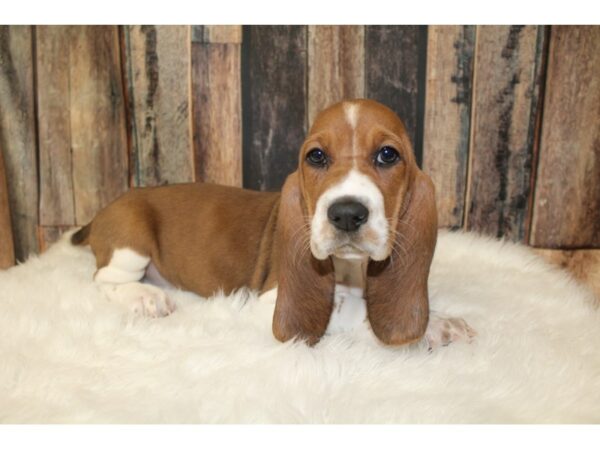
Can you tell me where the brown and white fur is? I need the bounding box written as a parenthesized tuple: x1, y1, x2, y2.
(72, 99, 475, 349)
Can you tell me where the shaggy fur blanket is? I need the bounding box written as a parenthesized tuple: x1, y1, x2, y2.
(1, 231, 599, 423)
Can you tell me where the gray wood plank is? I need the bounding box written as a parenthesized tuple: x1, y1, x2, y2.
(465, 25, 546, 242)
(242, 26, 307, 191)
(0, 25, 39, 261)
(124, 25, 194, 187)
(365, 25, 428, 164)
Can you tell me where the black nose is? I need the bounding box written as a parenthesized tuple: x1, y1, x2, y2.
(327, 200, 369, 232)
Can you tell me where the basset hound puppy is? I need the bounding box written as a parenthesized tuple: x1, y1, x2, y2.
(72, 99, 475, 349)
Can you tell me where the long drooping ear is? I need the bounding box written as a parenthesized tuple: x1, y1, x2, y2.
(272, 171, 335, 345)
(366, 170, 438, 346)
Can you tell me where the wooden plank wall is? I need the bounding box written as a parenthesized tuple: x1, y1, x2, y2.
(0, 26, 39, 262)
(530, 26, 600, 248)
(124, 25, 194, 187)
(242, 26, 307, 191)
(191, 25, 242, 187)
(465, 26, 546, 241)
(365, 26, 427, 164)
(35, 26, 130, 248)
(0, 25, 599, 269)
(0, 138, 14, 268)
(422, 25, 475, 228)
(307, 26, 365, 126)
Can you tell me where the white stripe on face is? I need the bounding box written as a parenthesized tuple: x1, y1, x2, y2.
(344, 102, 360, 163)
(344, 102, 359, 130)
(310, 169, 389, 261)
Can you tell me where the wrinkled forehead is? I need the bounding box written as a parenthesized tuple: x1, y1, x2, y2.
(307, 100, 409, 146)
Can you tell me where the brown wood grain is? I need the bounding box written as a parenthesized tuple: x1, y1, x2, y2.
(530, 26, 600, 248)
(365, 26, 427, 164)
(191, 26, 242, 44)
(36, 26, 76, 226)
(0, 25, 39, 261)
(37, 225, 72, 253)
(124, 25, 193, 187)
(242, 26, 307, 191)
(423, 25, 475, 229)
(192, 43, 242, 186)
(465, 25, 546, 241)
(69, 26, 129, 224)
(0, 138, 15, 268)
(307, 25, 364, 127)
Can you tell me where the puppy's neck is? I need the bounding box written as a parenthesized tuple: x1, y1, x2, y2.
(332, 256, 367, 291)
(327, 256, 368, 334)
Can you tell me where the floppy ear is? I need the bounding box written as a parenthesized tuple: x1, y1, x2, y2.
(272, 172, 335, 345)
(365, 170, 438, 346)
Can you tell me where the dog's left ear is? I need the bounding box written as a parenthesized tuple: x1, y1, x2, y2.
(272, 172, 335, 345)
(366, 170, 438, 346)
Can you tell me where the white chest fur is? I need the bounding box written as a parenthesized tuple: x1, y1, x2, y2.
(325, 256, 369, 334)
(258, 257, 370, 334)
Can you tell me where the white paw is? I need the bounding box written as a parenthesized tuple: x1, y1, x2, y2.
(425, 313, 476, 351)
(101, 282, 175, 318)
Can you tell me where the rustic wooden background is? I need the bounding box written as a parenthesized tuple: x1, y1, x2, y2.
(0, 25, 599, 270)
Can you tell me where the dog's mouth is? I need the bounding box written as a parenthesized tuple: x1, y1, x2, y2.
(332, 243, 369, 260)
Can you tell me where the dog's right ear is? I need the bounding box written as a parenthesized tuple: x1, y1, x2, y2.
(272, 171, 334, 345)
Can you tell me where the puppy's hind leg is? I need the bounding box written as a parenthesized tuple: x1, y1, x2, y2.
(95, 248, 175, 318)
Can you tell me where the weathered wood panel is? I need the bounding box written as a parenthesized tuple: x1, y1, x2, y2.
(124, 25, 193, 187)
(36, 26, 76, 226)
(365, 25, 427, 163)
(0, 139, 14, 268)
(423, 25, 475, 228)
(192, 25, 242, 44)
(69, 26, 129, 224)
(531, 26, 600, 248)
(192, 42, 242, 186)
(307, 25, 364, 126)
(242, 26, 307, 191)
(465, 25, 546, 241)
(0, 25, 39, 261)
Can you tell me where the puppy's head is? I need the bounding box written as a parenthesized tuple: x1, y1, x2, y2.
(273, 99, 437, 346)
(299, 99, 417, 261)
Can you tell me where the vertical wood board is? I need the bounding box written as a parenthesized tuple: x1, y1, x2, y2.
(0, 139, 14, 268)
(192, 25, 242, 44)
(531, 26, 600, 248)
(422, 25, 475, 228)
(0, 25, 39, 261)
(242, 26, 307, 191)
(69, 26, 129, 224)
(125, 25, 193, 187)
(307, 25, 364, 127)
(192, 42, 242, 186)
(465, 25, 546, 241)
(365, 26, 427, 164)
(36, 26, 76, 226)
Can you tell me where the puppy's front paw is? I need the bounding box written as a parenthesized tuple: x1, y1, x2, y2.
(425, 314, 476, 351)
(102, 282, 175, 318)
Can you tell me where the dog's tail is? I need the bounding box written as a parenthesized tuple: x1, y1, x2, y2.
(71, 223, 91, 246)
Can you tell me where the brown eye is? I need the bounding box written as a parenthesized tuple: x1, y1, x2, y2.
(306, 148, 328, 167)
(375, 146, 400, 166)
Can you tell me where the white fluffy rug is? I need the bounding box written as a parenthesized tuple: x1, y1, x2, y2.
(1, 231, 599, 424)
